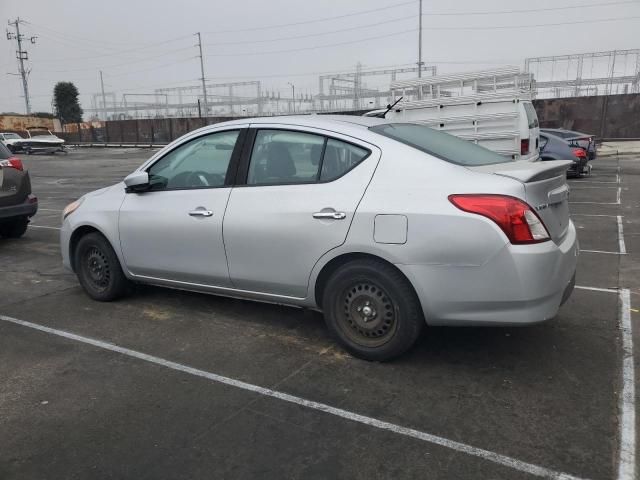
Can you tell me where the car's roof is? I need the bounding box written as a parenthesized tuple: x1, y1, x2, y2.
(211, 114, 388, 130)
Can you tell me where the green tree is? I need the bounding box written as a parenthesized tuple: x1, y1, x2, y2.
(53, 82, 83, 125)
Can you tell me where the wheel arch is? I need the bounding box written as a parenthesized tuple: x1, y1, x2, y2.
(69, 225, 110, 272)
(313, 251, 417, 310)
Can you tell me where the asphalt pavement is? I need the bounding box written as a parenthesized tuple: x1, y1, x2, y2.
(0, 148, 638, 480)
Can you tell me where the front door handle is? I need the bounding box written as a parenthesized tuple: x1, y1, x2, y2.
(189, 209, 213, 217)
(313, 211, 346, 220)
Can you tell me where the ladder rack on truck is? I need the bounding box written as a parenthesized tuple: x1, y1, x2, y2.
(380, 68, 539, 160)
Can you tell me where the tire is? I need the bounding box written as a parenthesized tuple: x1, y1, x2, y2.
(0, 216, 29, 238)
(74, 232, 130, 301)
(322, 259, 425, 361)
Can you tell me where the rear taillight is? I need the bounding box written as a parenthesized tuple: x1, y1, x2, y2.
(0, 157, 23, 171)
(520, 139, 530, 155)
(572, 148, 587, 159)
(449, 194, 550, 244)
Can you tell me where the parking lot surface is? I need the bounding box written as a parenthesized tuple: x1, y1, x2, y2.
(1, 148, 638, 479)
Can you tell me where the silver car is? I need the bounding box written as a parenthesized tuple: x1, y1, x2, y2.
(61, 116, 578, 361)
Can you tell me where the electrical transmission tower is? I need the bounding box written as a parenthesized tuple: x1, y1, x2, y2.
(6, 18, 37, 114)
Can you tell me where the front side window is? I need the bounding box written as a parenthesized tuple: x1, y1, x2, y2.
(247, 130, 325, 185)
(148, 130, 240, 190)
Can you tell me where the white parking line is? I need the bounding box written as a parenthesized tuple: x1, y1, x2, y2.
(617, 216, 627, 254)
(575, 285, 619, 293)
(617, 288, 635, 480)
(28, 225, 61, 230)
(570, 187, 621, 205)
(580, 250, 626, 255)
(569, 186, 619, 189)
(571, 214, 621, 218)
(0, 314, 585, 480)
(38, 208, 62, 212)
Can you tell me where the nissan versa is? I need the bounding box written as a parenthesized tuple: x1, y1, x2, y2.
(60, 115, 578, 361)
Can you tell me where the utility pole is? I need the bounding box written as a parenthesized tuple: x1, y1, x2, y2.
(99, 70, 107, 121)
(417, 0, 423, 78)
(7, 18, 37, 114)
(195, 32, 209, 118)
(288, 82, 295, 113)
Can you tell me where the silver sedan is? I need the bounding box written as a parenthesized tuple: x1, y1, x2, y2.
(60, 116, 578, 361)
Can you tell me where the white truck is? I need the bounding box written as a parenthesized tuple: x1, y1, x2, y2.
(364, 68, 540, 161)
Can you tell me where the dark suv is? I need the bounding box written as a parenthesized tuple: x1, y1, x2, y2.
(0, 142, 37, 238)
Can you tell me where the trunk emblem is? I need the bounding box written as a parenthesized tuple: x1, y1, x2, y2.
(535, 203, 549, 211)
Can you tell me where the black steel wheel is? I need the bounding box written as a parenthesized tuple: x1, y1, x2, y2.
(84, 246, 111, 293)
(339, 280, 398, 348)
(74, 232, 130, 301)
(323, 259, 424, 361)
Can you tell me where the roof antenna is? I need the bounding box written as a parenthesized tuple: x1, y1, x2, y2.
(379, 96, 403, 118)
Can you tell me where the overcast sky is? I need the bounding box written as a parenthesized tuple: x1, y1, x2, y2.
(1, 0, 638, 115)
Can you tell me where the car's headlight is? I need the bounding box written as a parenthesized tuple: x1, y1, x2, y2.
(63, 198, 84, 219)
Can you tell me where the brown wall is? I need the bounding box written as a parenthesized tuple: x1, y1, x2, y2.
(0, 115, 61, 133)
(533, 93, 640, 139)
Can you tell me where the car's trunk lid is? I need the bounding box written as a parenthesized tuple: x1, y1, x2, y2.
(469, 160, 572, 244)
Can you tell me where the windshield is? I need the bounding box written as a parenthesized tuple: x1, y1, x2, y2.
(2, 133, 22, 139)
(29, 130, 51, 137)
(369, 123, 511, 166)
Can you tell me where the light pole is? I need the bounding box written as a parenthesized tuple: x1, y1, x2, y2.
(287, 82, 295, 113)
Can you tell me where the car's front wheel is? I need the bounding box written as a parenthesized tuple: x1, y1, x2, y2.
(322, 259, 425, 361)
(74, 232, 130, 301)
(0, 216, 29, 238)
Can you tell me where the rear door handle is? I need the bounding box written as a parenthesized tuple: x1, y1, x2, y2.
(313, 211, 346, 220)
(189, 209, 213, 217)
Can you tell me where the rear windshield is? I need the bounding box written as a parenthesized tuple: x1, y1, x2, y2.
(523, 103, 539, 129)
(369, 123, 511, 166)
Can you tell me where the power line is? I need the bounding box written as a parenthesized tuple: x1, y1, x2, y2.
(206, 29, 417, 57)
(421, 0, 638, 16)
(203, 0, 415, 34)
(36, 47, 195, 73)
(421, 15, 640, 30)
(203, 14, 639, 58)
(200, 0, 635, 35)
(203, 15, 415, 47)
(33, 33, 194, 64)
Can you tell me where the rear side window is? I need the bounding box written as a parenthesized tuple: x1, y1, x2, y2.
(247, 130, 369, 185)
(523, 103, 539, 129)
(0, 142, 11, 159)
(320, 139, 368, 182)
(370, 123, 510, 166)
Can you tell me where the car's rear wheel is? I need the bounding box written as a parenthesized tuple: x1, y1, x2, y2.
(0, 216, 29, 238)
(322, 259, 424, 361)
(74, 232, 130, 301)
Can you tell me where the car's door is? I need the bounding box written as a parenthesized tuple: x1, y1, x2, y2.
(223, 126, 379, 298)
(118, 128, 246, 286)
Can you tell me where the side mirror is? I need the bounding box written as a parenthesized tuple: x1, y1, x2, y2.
(124, 171, 150, 193)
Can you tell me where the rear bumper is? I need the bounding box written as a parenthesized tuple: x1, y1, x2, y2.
(568, 159, 588, 175)
(398, 221, 579, 326)
(0, 195, 37, 220)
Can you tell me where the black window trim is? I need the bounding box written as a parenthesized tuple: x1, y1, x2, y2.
(141, 128, 248, 193)
(235, 127, 372, 188)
